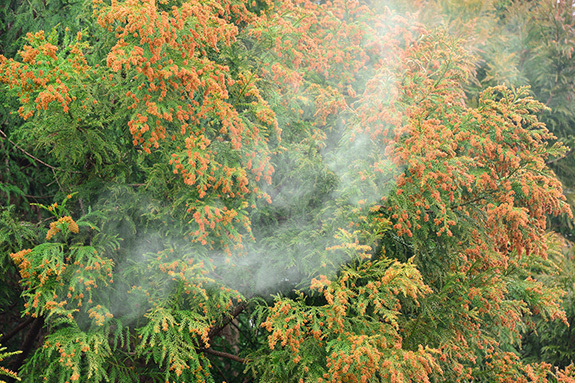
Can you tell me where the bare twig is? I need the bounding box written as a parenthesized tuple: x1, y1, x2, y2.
(51, 168, 64, 191)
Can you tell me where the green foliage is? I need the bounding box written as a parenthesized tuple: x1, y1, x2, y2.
(0, 0, 88, 58)
(250, 257, 439, 383)
(521, 237, 575, 369)
(24, 322, 111, 383)
(0, 337, 21, 382)
(0, 206, 36, 267)
(136, 308, 213, 382)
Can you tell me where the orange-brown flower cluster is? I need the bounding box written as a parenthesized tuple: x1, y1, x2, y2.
(0, 30, 92, 120)
(10, 249, 33, 279)
(0, 366, 19, 381)
(263, 259, 438, 383)
(91, 0, 285, 250)
(46, 216, 79, 240)
(87, 305, 114, 326)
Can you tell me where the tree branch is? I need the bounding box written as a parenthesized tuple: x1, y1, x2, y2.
(546, 146, 575, 165)
(207, 302, 246, 343)
(200, 347, 245, 364)
(195, 303, 248, 367)
(0, 128, 80, 174)
(1, 317, 34, 343)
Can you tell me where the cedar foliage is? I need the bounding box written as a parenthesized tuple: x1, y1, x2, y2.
(0, 339, 20, 382)
(1, 0, 575, 382)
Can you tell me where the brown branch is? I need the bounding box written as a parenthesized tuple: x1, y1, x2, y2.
(1, 317, 34, 343)
(200, 347, 245, 364)
(0, 128, 80, 174)
(207, 302, 246, 343)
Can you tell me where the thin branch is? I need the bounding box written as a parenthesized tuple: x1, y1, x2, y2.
(0, 128, 80, 174)
(200, 347, 245, 364)
(546, 146, 575, 165)
(51, 168, 64, 191)
(211, 359, 228, 382)
(79, 197, 86, 216)
(24, 194, 53, 199)
(230, 318, 258, 348)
